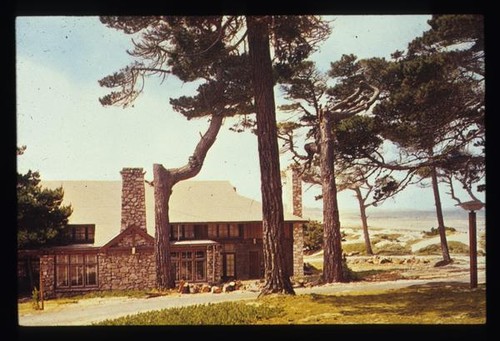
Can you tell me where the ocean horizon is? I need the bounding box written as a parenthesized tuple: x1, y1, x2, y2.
(302, 207, 486, 232)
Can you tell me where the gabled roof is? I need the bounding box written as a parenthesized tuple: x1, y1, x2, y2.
(101, 225, 155, 250)
(41, 180, 306, 246)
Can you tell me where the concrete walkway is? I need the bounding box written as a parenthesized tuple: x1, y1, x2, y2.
(18, 270, 485, 327)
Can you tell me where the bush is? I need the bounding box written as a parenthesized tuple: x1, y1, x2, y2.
(31, 287, 41, 310)
(343, 242, 369, 255)
(303, 221, 323, 253)
(416, 241, 470, 255)
(422, 226, 456, 237)
(94, 301, 285, 325)
(374, 243, 411, 255)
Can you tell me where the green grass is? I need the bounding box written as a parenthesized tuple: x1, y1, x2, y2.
(93, 283, 486, 325)
(259, 283, 485, 324)
(93, 301, 285, 325)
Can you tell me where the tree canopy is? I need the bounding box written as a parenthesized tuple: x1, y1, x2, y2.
(17, 147, 72, 249)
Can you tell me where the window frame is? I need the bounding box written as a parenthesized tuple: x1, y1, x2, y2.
(55, 253, 98, 289)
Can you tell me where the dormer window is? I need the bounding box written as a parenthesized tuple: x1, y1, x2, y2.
(60, 224, 95, 244)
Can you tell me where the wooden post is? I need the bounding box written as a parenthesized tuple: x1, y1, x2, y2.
(469, 210, 478, 289)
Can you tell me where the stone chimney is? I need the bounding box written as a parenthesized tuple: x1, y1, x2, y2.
(120, 168, 147, 232)
(283, 167, 304, 278)
(291, 168, 303, 218)
(283, 168, 303, 217)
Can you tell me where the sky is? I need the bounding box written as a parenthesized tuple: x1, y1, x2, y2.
(15, 15, 485, 213)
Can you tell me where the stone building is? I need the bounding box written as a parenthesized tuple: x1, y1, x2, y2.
(18, 168, 306, 298)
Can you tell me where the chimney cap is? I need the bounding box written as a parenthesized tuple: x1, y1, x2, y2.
(120, 167, 145, 175)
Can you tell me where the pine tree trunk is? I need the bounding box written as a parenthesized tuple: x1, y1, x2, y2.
(430, 166, 452, 264)
(319, 111, 345, 283)
(247, 16, 295, 296)
(354, 187, 373, 255)
(153, 164, 175, 289)
(152, 115, 223, 290)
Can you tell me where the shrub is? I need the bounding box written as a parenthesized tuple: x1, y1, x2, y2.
(416, 241, 470, 255)
(343, 242, 368, 255)
(422, 226, 456, 237)
(31, 287, 40, 310)
(93, 301, 285, 325)
(303, 220, 323, 253)
(374, 243, 411, 255)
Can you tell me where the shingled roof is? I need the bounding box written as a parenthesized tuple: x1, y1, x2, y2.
(41, 180, 306, 246)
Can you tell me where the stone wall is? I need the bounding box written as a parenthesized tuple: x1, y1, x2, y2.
(120, 168, 147, 232)
(39, 255, 55, 298)
(98, 248, 156, 291)
(293, 223, 304, 278)
(206, 244, 222, 284)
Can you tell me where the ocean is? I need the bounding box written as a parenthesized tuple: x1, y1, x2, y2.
(302, 207, 487, 233)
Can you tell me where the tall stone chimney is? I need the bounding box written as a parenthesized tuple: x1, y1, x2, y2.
(120, 168, 147, 232)
(283, 167, 305, 278)
(283, 168, 303, 217)
(291, 168, 303, 218)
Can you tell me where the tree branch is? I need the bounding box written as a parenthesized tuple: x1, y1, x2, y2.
(171, 114, 224, 183)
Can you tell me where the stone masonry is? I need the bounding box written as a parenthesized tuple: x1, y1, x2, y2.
(291, 168, 304, 278)
(120, 168, 147, 232)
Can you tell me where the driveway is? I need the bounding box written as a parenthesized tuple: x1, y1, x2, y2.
(18, 269, 485, 326)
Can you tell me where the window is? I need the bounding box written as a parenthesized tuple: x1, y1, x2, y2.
(70, 255, 84, 286)
(205, 224, 243, 239)
(194, 225, 208, 239)
(85, 255, 97, 286)
(170, 250, 206, 282)
(183, 225, 194, 239)
(55, 254, 98, 289)
(223, 253, 236, 278)
(229, 224, 240, 238)
(218, 224, 228, 238)
(56, 255, 69, 288)
(170, 225, 179, 240)
(170, 225, 196, 240)
(208, 225, 217, 238)
(60, 225, 95, 244)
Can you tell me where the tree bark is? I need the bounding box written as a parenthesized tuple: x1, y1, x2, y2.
(153, 164, 175, 289)
(354, 187, 374, 255)
(153, 114, 223, 290)
(247, 16, 295, 296)
(430, 166, 452, 264)
(320, 111, 346, 283)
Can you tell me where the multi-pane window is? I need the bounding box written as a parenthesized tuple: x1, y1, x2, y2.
(60, 225, 95, 244)
(218, 225, 228, 238)
(223, 253, 235, 278)
(170, 250, 206, 282)
(85, 255, 97, 286)
(208, 225, 217, 238)
(170, 225, 197, 240)
(184, 226, 195, 239)
(56, 255, 69, 288)
(195, 251, 205, 281)
(172, 224, 244, 240)
(56, 254, 98, 289)
(229, 224, 239, 238)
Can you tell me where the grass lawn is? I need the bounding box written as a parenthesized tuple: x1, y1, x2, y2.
(92, 283, 486, 325)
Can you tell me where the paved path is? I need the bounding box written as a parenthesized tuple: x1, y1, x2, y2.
(18, 270, 485, 326)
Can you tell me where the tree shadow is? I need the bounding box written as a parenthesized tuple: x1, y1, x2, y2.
(307, 282, 486, 322)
